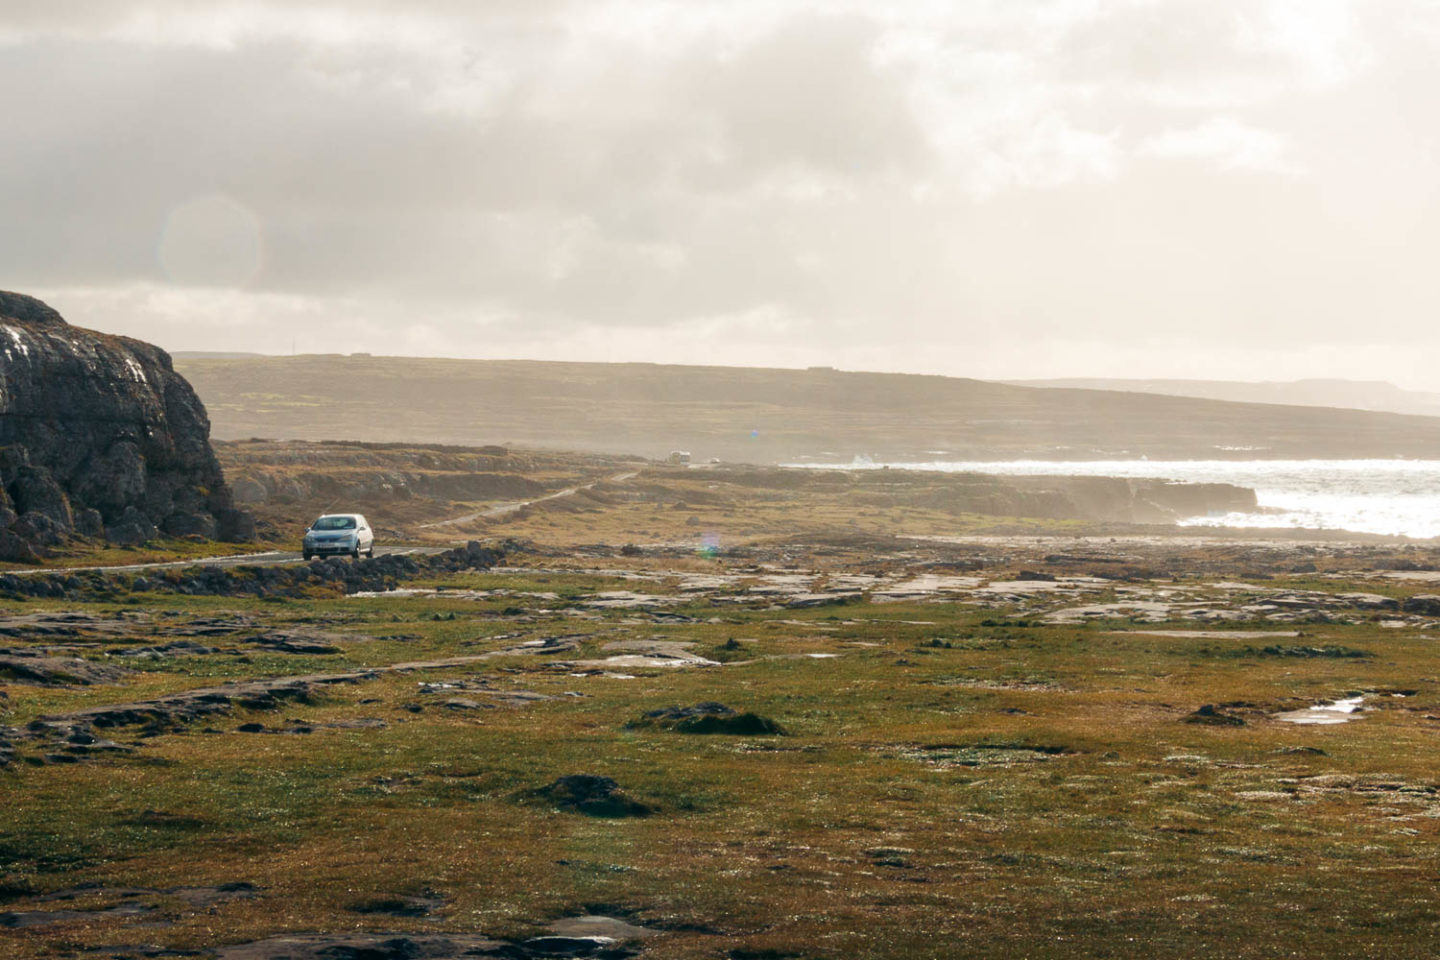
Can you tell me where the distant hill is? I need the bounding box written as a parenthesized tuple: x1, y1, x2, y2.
(1011, 377, 1440, 419)
(173, 355, 1440, 463)
(170, 351, 266, 360)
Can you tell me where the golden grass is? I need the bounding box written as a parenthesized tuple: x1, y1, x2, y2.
(4, 572, 1440, 957)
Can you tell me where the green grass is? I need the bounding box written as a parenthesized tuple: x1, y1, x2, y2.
(4, 563, 1440, 958)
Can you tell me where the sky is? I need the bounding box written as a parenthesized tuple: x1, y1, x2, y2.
(5, 0, 1440, 388)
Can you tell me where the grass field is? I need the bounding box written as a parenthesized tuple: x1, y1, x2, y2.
(5, 517, 1440, 957)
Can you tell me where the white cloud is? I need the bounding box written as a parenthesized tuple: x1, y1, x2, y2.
(10, 0, 1440, 388)
(1139, 116, 1300, 175)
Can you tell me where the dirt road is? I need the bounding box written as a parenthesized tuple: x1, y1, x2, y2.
(418, 471, 638, 529)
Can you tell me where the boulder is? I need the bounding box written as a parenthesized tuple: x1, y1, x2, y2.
(534, 774, 653, 817)
(0, 291, 253, 556)
(105, 506, 158, 546)
(1401, 594, 1440, 616)
(162, 511, 218, 540)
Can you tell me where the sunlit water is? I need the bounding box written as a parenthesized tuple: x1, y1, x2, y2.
(786, 459, 1440, 539)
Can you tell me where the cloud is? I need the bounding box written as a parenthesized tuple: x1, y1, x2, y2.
(1139, 116, 1300, 175)
(6, 0, 1440, 389)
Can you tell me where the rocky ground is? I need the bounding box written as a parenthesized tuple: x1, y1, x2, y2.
(4, 521, 1440, 957)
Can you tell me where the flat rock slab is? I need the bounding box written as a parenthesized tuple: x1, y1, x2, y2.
(0, 883, 257, 929)
(1110, 630, 1302, 639)
(580, 591, 682, 608)
(215, 934, 513, 960)
(783, 592, 860, 608)
(37, 671, 375, 731)
(564, 640, 719, 670)
(0, 612, 146, 638)
(0, 900, 153, 929)
(980, 580, 1095, 595)
(112, 640, 218, 658)
(0, 652, 128, 686)
(165, 615, 259, 636)
(247, 630, 351, 654)
(872, 575, 983, 601)
(1044, 602, 1174, 623)
(489, 635, 586, 656)
(549, 915, 658, 941)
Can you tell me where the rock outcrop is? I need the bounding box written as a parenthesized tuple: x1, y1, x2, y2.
(0, 291, 252, 561)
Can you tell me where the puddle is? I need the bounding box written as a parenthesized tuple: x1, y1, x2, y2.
(1275, 696, 1366, 725)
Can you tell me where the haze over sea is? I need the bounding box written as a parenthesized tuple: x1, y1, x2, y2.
(798, 460, 1440, 539)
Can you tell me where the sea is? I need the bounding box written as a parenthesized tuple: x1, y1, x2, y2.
(789, 459, 1440, 539)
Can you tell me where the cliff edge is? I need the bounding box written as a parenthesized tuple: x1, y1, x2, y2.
(0, 291, 253, 562)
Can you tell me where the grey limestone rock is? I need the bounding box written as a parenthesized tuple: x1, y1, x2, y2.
(0, 291, 252, 559)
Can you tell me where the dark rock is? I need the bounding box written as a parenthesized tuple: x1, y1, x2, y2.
(0, 653, 128, 686)
(162, 511, 218, 539)
(1183, 704, 1246, 726)
(247, 630, 345, 655)
(632, 702, 786, 735)
(347, 893, 447, 917)
(213, 934, 513, 960)
(522, 935, 628, 956)
(1402, 594, 1440, 616)
(0, 290, 253, 557)
(215, 507, 256, 542)
(113, 640, 216, 658)
(13, 510, 66, 546)
(11, 466, 73, 531)
(73, 507, 104, 537)
(105, 505, 159, 546)
(0, 900, 153, 928)
(535, 774, 654, 818)
(0, 527, 39, 563)
(443, 698, 492, 711)
(0, 540, 507, 601)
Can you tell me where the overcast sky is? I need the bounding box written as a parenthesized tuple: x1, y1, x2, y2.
(5, 0, 1440, 387)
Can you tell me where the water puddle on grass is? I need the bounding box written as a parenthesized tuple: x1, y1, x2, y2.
(1275, 696, 1366, 725)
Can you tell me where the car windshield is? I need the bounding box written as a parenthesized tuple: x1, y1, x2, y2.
(313, 516, 357, 530)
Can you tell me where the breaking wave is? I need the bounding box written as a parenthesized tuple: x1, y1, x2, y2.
(792, 459, 1440, 539)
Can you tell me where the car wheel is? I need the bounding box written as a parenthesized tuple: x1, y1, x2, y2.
(303, 551, 312, 561)
(351, 546, 360, 559)
(366, 546, 374, 558)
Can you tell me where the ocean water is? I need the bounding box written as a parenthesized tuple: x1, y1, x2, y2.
(792, 459, 1440, 539)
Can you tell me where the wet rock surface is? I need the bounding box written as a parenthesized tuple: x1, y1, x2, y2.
(0, 291, 253, 561)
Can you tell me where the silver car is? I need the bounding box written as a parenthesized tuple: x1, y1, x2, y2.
(302, 513, 375, 560)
